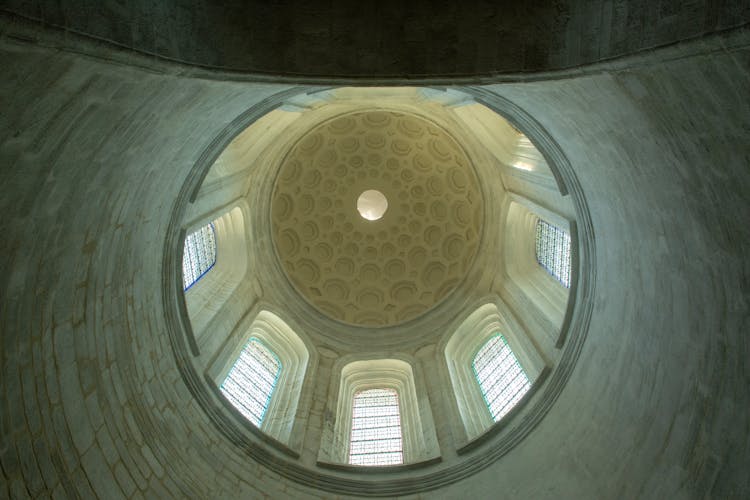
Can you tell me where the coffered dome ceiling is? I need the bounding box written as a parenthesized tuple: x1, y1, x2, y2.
(272, 110, 483, 326)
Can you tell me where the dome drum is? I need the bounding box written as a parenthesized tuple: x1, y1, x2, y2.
(164, 86, 592, 496)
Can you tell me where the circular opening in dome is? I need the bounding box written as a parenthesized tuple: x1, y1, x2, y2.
(356, 190, 388, 221)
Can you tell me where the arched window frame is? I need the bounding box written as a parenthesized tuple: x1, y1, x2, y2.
(319, 358, 439, 466)
(535, 219, 571, 288)
(500, 193, 574, 348)
(443, 302, 547, 442)
(208, 310, 314, 448)
(182, 201, 253, 350)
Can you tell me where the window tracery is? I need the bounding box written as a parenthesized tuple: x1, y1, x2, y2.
(182, 223, 216, 290)
(349, 388, 403, 466)
(321, 358, 438, 466)
(472, 334, 531, 422)
(220, 338, 281, 427)
(535, 219, 571, 287)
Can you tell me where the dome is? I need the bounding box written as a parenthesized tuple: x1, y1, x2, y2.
(271, 110, 483, 326)
(170, 86, 586, 494)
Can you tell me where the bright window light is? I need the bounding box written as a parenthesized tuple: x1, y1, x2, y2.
(182, 223, 216, 290)
(473, 334, 531, 422)
(512, 161, 534, 171)
(220, 338, 281, 427)
(356, 190, 388, 221)
(512, 136, 537, 171)
(349, 388, 403, 466)
(535, 219, 571, 288)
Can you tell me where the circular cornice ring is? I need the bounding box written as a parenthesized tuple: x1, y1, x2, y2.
(162, 85, 595, 497)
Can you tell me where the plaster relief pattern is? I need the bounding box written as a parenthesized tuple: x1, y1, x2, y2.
(272, 111, 483, 326)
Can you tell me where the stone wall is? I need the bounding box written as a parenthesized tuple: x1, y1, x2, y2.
(2, 1, 749, 77)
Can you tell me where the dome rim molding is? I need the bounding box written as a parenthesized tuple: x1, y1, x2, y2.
(162, 85, 596, 496)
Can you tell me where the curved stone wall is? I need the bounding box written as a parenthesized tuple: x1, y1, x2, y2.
(1, 24, 748, 500)
(2, 1, 749, 77)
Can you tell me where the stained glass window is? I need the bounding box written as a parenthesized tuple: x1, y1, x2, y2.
(535, 219, 571, 288)
(220, 338, 281, 427)
(349, 388, 403, 466)
(182, 223, 216, 290)
(473, 334, 531, 422)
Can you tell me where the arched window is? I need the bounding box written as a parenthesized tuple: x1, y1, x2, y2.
(472, 334, 531, 422)
(182, 223, 217, 290)
(444, 303, 546, 442)
(220, 337, 281, 427)
(319, 358, 438, 466)
(209, 311, 313, 448)
(535, 219, 571, 288)
(349, 388, 403, 466)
